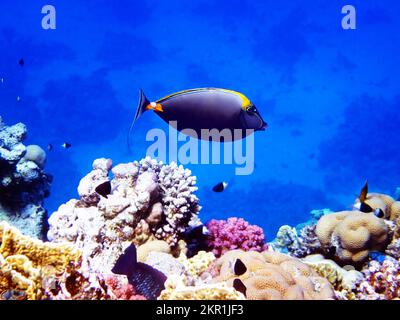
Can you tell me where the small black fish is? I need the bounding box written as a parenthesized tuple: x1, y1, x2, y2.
(359, 180, 368, 203)
(112, 243, 167, 300)
(18, 58, 24, 66)
(374, 208, 385, 218)
(233, 259, 247, 276)
(212, 181, 228, 193)
(233, 278, 247, 297)
(61, 142, 72, 149)
(359, 202, 373, 213)
(183, 225, 210, 258)
(47, 144, 53, 151)
(95, 181, 111, 198)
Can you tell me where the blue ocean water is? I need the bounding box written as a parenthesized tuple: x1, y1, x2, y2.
(0, 0, 399, 239)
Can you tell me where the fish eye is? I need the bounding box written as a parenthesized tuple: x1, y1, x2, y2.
(374, 208, 385, 218)
(246, 105, 257, 113)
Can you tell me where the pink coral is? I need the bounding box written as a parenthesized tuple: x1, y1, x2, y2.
(355, 258, 400, 300)
(105, 275, 146, 300)
(206, 217, 267, 257)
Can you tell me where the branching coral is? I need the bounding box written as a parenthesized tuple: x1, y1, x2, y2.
(316, 211, 389, 266)
(0, 221, 80, 299)
(0, 117, 51, 239)
(211, 250, 335, 300)
(48, 157, 200, 273)
(206, 218, 267, 257)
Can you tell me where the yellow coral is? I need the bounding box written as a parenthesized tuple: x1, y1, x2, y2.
(179, 251, 216, 279)
(158, 275, 245, 300)
(0, 221, 81, 299)
(316, 211, 388, 265)
(213, 250, 335, 300)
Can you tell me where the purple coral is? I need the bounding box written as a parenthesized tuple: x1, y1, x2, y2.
(206, 217, 267, 257)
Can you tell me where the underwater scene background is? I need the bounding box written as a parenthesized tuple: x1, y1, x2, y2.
(2, 0, 400, 302)
(1, 0, 400, 239)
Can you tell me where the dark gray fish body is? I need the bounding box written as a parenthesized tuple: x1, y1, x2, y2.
(112, 243, 167, 300)
(159, 90, 244, 135)
(131, 88, 268, 143)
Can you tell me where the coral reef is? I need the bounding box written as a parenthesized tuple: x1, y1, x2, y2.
(105, 274, 146, 300)
(385, 238, 400, 259)
(0, 117, 51, 239)
(302, 254, 363, 299)
(272, 223, 321, 258)
(179, 251, 216, 284)
(159, 275, 245, 300)
(212, 250, 335, 300)
(353, 257, 400, 300)
(43, 261, 110, 300)
(48, 157, 200, 273)
(206, 218, 266, 257)
(0, 221, 80, 299)
(316, 211, 389, 266)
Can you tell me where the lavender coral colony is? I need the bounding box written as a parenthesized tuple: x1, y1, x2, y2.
(1, 117, 400, 300)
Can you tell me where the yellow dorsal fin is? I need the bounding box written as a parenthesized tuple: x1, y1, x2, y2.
(156, 88, 251, 109)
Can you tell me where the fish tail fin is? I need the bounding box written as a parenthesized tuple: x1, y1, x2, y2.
(111, 243, 137, 276)
(135, 89, 151, 121)
(127, 89, 151, 153)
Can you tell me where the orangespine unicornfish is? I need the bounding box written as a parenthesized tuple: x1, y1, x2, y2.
(128, 88, 268, 146)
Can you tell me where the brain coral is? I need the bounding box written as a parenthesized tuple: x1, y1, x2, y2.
(212, 250, 334, 300)
(316, 211, 389, 266)
(206, 217, 267, 257)
(47, 157, 200, 273)
(0, 221, 80, 300)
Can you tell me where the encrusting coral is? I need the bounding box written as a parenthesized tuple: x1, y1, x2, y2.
(0, 117, 51, 239)
(206, 217, 267, 257)
(212, 250, 335, 300)
(0, 221, 80, 299)
(47, 157, 200, 274)
(316, 211, 389, 266)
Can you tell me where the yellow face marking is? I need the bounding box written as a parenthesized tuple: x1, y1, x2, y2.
(156, 88, 252, 109)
